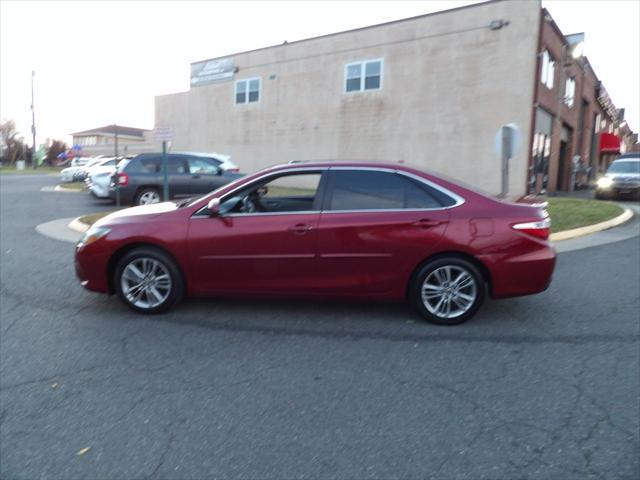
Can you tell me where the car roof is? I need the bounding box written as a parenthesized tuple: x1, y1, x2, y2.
(265, 160, 418, 172)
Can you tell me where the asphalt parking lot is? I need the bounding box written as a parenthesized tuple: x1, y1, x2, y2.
(1, 174, 639, 479)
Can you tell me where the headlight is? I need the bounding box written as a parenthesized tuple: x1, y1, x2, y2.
(597, 177, 613, 189)
(77, 225, 111, 248)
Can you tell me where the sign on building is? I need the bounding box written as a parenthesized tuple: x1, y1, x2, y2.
(191, 57, 235, 87)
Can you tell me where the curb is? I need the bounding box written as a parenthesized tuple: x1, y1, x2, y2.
(54, 185, 85, 193)
(68, 217, 90, 233)
(550, 207, 634, 242)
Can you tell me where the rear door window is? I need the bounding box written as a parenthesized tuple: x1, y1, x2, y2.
(327, 170, 446, 211)
(188, 157, 220, 175)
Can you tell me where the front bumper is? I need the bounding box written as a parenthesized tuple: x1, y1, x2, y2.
(75, 245, 111, 293)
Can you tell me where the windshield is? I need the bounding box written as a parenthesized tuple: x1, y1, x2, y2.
(607, 161, 640, 174)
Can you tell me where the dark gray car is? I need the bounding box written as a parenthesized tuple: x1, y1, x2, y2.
(109, 153, 243, 205)
(595, 153, 640, 200)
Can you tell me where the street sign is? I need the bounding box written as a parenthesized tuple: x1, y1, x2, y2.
(495, 123, 522, 198)
(154, 126, 173, 142)
(494, 123, 522, 158)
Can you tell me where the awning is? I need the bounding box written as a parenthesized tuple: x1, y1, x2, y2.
(599, 133, 620, 154)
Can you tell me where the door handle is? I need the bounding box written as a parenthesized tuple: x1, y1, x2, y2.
(412, 219, 446, 228)
(191, 174, 201, 179)
(288, 224, 313, 235)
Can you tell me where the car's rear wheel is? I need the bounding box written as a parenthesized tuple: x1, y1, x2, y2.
(114, 247, 184, 313)
(135, 188, 161, 205)
(410, 257, 485, 325)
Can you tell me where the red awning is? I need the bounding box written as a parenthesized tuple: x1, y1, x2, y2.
(600, 133, 621, 154)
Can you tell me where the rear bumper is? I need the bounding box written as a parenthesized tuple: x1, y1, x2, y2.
(480, 243, 556, 299)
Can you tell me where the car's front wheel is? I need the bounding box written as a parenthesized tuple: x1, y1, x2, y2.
(114, 247, 184, 313)
(410, 257, 485, 325)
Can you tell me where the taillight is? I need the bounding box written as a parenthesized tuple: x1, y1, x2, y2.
(512, 218, 551, 240)
(227, 167, 240, 173)
(117, 172, 129, 186)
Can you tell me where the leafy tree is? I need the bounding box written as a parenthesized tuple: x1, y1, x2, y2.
(45, 139, 67, 166)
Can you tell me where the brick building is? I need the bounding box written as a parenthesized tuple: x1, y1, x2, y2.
(531, 9, 637, 194)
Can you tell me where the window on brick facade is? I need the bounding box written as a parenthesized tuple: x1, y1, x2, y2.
(564, 77, 576, 107)
(344, 59, 383, 93)
(540, 50, 555, 90)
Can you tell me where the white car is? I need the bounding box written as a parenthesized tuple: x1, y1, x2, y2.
(87, 167, 116, 198)
(59, 157, 102, 183)
(176, 152, 239, 172)
(77, 157, 118, 181)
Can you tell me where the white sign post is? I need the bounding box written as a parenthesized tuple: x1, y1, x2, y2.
(494, 123, 522, 198)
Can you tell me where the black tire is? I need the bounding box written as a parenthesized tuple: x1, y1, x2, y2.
(134, 187, 161, 206)
(409, 256, 486, 325)
(114, 247, 184, 314)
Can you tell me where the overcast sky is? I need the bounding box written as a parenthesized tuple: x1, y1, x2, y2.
(1, 0, 638, 145)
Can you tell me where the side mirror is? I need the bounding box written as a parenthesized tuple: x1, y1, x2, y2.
(207, 198, 221, 216)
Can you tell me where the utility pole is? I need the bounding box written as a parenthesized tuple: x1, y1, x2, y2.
(31, 70, 36, 169)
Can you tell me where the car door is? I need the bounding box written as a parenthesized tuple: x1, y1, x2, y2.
(186, 170, 327, 294)
(186, 157, 226, 195)
(162, 155, 191, 198)
(314, 168, 451, 296)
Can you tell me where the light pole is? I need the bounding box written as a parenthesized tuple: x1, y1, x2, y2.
(31, 70, 36, 168)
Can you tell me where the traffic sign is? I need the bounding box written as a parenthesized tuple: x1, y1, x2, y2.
(154, 126, 173, 142)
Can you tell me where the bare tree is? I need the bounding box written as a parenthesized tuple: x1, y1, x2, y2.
(0, 120, 27, 166)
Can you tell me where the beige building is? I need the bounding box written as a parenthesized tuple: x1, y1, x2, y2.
(71, 125, 155, 157)
(155, 0, 547, 198)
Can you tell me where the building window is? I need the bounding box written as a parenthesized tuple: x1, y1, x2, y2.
(540, 50, 555, 90)
(344, 59, 383, 93)
(235, 78, 260, 104)
(564, 77, 576, 107)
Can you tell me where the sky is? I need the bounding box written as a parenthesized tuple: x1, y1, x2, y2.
(1, 0, 638, 146)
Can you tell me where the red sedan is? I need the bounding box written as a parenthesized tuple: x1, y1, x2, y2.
(75, 162, 556, 325)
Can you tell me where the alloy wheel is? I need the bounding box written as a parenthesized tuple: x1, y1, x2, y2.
(120, 257, 172, 309)
(421, 265, 477, 319)
(139, 191, 160, 205)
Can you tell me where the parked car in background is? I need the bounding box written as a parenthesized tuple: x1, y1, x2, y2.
(108, 153, 243, 205)
(76, 157, 118, 182)
(595, 153, 640, 200)
(60, 157, 101, 183)
(87, 170, 114, 199)
(76, 162, 556, 325)
(86, 159, 121, 199)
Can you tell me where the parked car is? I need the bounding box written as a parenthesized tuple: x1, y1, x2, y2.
(76, 157, 118, 182)
(87, 168, 117, 199)
(108, 153, 243, 205)
(595, 153, 640, 200)
(75, 162, 556, 325)
(59, 157, 104, 183)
